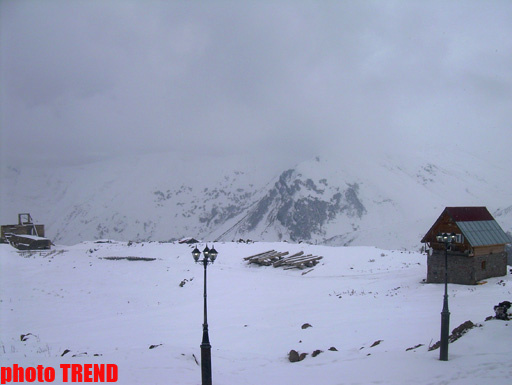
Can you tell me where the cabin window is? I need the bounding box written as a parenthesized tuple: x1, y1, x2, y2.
(481, 261, 486, 270)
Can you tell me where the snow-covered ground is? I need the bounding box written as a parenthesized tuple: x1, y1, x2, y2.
(1, 241, 511, 384)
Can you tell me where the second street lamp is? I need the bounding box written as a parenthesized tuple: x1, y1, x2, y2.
(192, 244, 218, 385)
(436, 232, 456, 361)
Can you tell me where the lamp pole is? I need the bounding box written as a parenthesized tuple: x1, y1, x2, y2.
(192, 244, 218, 385)
(436, 233, 456, 361)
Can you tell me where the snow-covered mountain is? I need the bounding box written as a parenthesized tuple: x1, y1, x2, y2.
(1, 149, 511, 249)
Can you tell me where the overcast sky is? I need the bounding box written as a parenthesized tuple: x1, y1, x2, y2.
(1, 1, 511, 169)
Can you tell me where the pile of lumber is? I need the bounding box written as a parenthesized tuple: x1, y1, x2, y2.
(244, 250, 323, 270)
(243, 250, 289, 266)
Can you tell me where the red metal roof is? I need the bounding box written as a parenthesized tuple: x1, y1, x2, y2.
(421, 206, 510, 246)
(445, 206, 494, 222)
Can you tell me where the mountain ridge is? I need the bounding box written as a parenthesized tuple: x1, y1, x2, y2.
(1, 150, 510, 250)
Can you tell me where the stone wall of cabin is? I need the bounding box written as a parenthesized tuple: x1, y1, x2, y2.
(473, 252, 507, 282)
(427, 250, 507, 285)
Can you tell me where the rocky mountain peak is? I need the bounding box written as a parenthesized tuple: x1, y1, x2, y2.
(230, 168, 367, 242)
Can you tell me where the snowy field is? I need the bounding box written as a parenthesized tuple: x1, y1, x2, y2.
(1, 241, 511, 384)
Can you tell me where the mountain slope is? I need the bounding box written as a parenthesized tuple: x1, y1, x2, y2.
(1, 150, 510, 249)
(217, 150, 512, 248)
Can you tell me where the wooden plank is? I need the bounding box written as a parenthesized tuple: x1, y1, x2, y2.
(273, 253, 310, 266)
(255, 251, 284, 262)
(255, 251, 281, 263)
(289, 256, 323, 265)
(283, 257, 322, 270)
(247, 251, 277, 263)
(289, 256, 323, 269)
(274, 254, 313, 267)
(245, 250, 322, 270)
(255, 251, 290, 266)
(285, 255, 317, 263)
(271, 251, 304, 266)
(246, 251, 290, 266)
(243, 250, 275, 261)
(473, 245, 506, 256)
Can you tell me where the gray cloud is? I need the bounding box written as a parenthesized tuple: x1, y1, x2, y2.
(1, 1, 511, 169)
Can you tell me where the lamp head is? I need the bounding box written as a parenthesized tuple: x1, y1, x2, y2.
(436, 232, 457, 245)
(203, 245, 210, 259)
(209, 246, 218, 262)
(192, 247, 201, 262)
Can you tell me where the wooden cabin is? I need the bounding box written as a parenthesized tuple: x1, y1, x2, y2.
(422, 207, 511, 285)
(1, 213, 51, 250)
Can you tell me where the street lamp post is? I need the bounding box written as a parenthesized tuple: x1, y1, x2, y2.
(436, 232, 456, 361)
(192, 244, 218, 385)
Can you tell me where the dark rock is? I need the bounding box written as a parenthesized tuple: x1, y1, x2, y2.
(312, 349, 323, 357)
(245, 189, 277, 231)
(428, 341, 440, 351)
(405, 344, 424, 351)
(450, 320, 475, 342)
(301, 323, 312, 329)
(288, 349, 300, 362)
(242, 169, 367, 242)
(494, 301, 511, 320)
(20, 333, 34, 342)
(370, 339, 383, 348)
(328, 346, 338, 351)
(429, 320, 478, 351)
(61, 349, 71, 356)
(288, 349, 308, 362)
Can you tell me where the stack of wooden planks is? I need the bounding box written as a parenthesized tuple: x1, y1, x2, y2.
(244, 250, 323, 270)
(243, 250, 289, 266)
